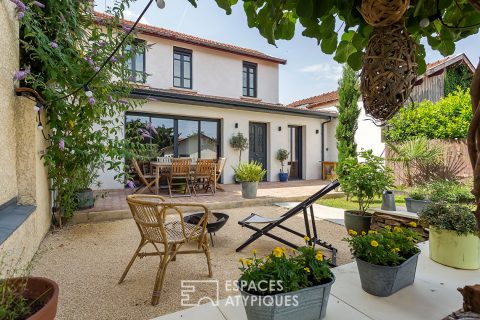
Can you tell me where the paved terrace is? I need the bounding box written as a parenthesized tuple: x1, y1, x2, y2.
(73, 180, 342, 224)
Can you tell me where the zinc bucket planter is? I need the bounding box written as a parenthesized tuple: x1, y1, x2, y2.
(405, 198, 431, 213)
(356, 252, 420, 297)
(344, 211, 372, 235)
(429, 227, 480, 270)
(240, 276, 335, 320)
(75, 188, 94, 210)
(242, 182, 258, 199)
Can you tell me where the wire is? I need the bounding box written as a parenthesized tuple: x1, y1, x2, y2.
(46, 0, 155, 106)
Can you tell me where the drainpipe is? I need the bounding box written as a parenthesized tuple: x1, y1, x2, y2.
(320, 116, 333, 179)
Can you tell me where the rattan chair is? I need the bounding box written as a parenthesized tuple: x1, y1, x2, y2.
(167, 158, 192, 197)
(132, 159, 156, 194)
(191, 159, 216, 196)
(119, 195, 213, 305)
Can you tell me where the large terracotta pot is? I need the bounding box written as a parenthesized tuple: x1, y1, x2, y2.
(6, 277, 59, 320)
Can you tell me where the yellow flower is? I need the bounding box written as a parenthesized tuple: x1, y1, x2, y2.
(315, 252, 324, 261)
(304, 267, 310, 273)
(368, 230, 377, 235)
(370, 240, 379, 247)
(384, 226, 391, 230)
(245, 259, 253, 266)
(252, 249, 257, 255)
(408, 221, 417, 228)
(393, 226, 403, 233)
(68, 120, 75, 128)
(393, 247, 400, 253)
(407, 236, 413, 241)
(273, 247, 283, 258)
(239, 258, 244, 264)
(361, 231, 366, 235)
(304, 235, 310, 242)
(282, 247, 287, 254)
(348, 229, 358, 236)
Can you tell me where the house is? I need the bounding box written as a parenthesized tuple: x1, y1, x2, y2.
(288, 54, 476, 158)
(95, 12, 339, 188)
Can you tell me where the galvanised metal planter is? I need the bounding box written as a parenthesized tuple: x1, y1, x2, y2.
(405, 198, 431, 213)
(344, 211, 372, 235)
(356, 252, 420, 297)
(240, 276, 335, 320)
(242, 182, 258, 199)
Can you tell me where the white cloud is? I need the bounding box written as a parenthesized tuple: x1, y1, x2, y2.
(300, 63, 343, 81)
(124, 9, 150, 25)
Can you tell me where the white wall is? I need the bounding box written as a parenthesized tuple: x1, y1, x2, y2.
(355, 102, 385, 157)
(139, 34, 280, 104)
(97, 101, 334, 189)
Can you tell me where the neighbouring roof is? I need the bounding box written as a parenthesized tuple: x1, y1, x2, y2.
(289, 53, 476, 110)
(94, 12, 286, 65)
(130, 87, 336, 119)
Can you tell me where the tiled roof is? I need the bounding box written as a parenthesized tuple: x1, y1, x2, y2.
(288, 53, 475, 109)
(94, 12, 286, 65)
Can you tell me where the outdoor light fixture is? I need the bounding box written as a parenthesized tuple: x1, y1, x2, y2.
(156, 0, 165, 9)
(278, 126, 282, 131)
(235, 123, 238, 129)
(316, 129, 319, 134)
(33, 102, 43, 112)
(83, 85, 93, 98)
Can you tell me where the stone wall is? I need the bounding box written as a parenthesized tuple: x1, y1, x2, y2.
(371, 212, 429, 239)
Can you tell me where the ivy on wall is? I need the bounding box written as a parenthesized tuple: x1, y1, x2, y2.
(444, 64, 473, 96)
(385, 88, 472, 142)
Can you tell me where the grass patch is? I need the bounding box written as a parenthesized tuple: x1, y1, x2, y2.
(317, 195, 406, 211)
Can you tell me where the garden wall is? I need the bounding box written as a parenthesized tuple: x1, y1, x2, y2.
(385, 139, 472, 185)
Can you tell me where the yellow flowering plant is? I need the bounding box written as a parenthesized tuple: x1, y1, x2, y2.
(239, 243, 333, 295)
(344, 227, 422, 266)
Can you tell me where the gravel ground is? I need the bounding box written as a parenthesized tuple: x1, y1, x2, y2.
(32, 206, 352, 320)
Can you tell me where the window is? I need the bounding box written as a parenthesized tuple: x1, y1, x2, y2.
(243, 62, 257, 97)
(126, 39, 146, 83)
(173, 47, 192, 89)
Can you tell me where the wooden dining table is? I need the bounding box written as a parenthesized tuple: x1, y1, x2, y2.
(150, 161, 216, 195)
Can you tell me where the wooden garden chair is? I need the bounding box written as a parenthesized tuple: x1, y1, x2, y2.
(191, 159, 216, 196)
(118, 195, 213, 305)
(215, 157, 226, 191)
(132, 159, 156, 194)
(167, 158, 192, 197)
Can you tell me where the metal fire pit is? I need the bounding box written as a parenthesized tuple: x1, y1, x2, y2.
(184, 212, 229, 247)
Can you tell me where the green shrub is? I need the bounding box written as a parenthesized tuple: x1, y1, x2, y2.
(338, 150, 394, 213)
(428, 181, 474, 204)
(233, 161, 266, 182)
(408, 187, 429, 200)
(230, 133, 249, 164)
(344, 227, 422, 266)
(418, 203, 477, 235)
(385, 88, 471, 142)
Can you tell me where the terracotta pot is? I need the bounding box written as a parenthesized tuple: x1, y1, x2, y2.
(7, 277, 59, 320)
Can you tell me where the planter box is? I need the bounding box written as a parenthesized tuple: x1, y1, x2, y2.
(356, 252, 420, 297)
(429, 227, 480, 270)
(405, 198, 431, 213)
(240, 276, 335, 320)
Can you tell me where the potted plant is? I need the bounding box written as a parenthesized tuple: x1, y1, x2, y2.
(338, 150, 394, 234)
(1, 256, 59, 319)
(344, 226, 422, 297)
(233, 161, 266, 199)
(405, 186, 431, 213)
(230, 132, 249, 164)
(275, 149, 289, 182)
(418, 202, 480, 270)
(238, 242, 334, 320)
(74, 165, 99, 210)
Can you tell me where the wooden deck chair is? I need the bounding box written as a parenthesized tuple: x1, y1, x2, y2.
(132, 159, 156, 194)
(167, 158, 192, 197)
(215, 157, 226, 191)
(236, 180, 340, 266)
(119, 195, 213, 305)
(191, 159, 216, 196)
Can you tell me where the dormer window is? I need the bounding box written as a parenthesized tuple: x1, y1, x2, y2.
(173, 47, 192, 89)
(126, 39, 146, 83)
(243, 62, 257, 97)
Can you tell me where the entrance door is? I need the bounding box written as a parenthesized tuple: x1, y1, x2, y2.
(249, 122, 267, 180)
(288, 126, 303, 180)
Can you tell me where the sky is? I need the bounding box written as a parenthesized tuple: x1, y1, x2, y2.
(97, 0, 480, 104)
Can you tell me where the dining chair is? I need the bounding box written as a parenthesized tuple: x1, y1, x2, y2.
(191, 159, 216, 196)
(131, 159, 156, 194)
(215, 157, 226, 191)
(167, 158, 192, 197)
(119, 195, 213, 305)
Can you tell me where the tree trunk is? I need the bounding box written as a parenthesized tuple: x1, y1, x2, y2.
(467, 58, 480, 229)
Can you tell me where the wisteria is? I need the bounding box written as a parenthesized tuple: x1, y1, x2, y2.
(59, 138, 65, 151)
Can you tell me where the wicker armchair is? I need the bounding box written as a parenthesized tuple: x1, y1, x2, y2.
(118, 194, 213, 305)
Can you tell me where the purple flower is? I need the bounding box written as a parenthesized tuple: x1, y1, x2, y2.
(126, 180, 135, 189)
(128, 75, 136, 82)
(32, 1, 45, 8)
(50, 42, 58, 49)
(88, 97, 96, 105)
(94, 66, 100, 72)
(146, 122, 157, 135)
(17, 11, 25, 20)
(10, 0, 26, 11)
(98, 40, 106, 47)
(110, 56, 117, 63)
(141, 132, 152, 139)
(122, 25, 132, 33)
(13, 67, 30, 81)
(59, 138, 65, 151)
(108, 95, 116, 103)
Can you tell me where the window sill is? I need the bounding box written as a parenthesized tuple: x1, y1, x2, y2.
(240, 96, 262, 102)
(0, 198, 36, 245)
(170, 87, 197, 94)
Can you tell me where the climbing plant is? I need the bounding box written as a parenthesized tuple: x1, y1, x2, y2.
(14, 1, 145, 219)
(444, 63, 474, 96)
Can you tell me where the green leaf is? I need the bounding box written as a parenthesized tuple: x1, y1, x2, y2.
(243, 2, 257, 28)
(319, 15, 335, 37)
(215, 0, 238, 15)
(187, 0, 198, 7)
(334, 40, 356, 63)
(276, 14, 296, 40)
(321, 32, 338, 54)
(296, 0, 313, 18)
(314, 0, 334, 18)
(347, 51, 363, 71)
(437, 40, 455, 56)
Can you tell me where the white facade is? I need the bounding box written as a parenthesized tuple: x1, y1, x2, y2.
(355, 102, 385, 157)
